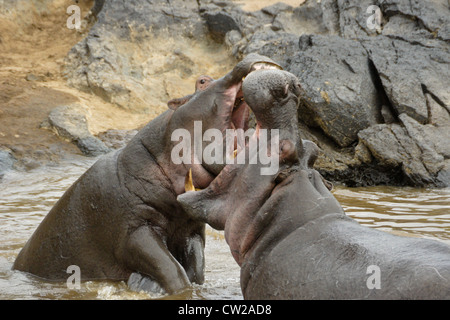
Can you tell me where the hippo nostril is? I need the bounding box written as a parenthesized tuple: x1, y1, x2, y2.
(295, 83, 302, 96)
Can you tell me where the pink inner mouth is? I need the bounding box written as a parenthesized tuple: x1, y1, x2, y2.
(231, 88, 250, 132)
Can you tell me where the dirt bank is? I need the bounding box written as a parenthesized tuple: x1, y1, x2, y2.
(0, 0, 305, 170)
(0, 0, 242, 170)
(0, 0, 163, 169)
(1, 1, 90, 168)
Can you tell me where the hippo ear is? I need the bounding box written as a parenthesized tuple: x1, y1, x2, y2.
(167, 99, 183, 110)
(167, 94, 192, 110)
(300, 140, 319, 169)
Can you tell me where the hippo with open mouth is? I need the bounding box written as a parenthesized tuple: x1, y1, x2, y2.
(12, 53, 283, 295)
(178, 69, 450, 299)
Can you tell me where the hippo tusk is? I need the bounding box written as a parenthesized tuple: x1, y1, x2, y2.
(185, 169, 196, 192)
(184, 168, 203, 192)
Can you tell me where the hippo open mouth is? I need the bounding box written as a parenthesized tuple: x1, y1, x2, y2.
(230, 62, 282, 132)
(184, 65, 303, 193)
(183, 62, 282, 192)
(166, 54, 302, 195)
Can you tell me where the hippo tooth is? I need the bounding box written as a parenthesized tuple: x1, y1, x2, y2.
(233, 149, 238, 158)
(255, 122, 261, 138)
(250, 62, 283, 72)
(184, 168, 196, 192)
(184, 168, 202, 192)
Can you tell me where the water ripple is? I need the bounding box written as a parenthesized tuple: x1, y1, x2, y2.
(0, 159, 449, 299)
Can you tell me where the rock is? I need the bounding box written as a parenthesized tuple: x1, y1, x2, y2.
(427, 93, 450, 127)
(285, 34, 380, 148)
(43, 104, 111, 157)
(25, 73, 42, 81)
(358, 123, 433, 186)
(379, 0, 450, 41)
(75, 136, 111, 157)
(63, 0, 207, 114)
(361, 36, 450, 124)
(91, 0, 106, 17)
(97, 129, 138, 150)
(61, 0, 450, 187)
(0, 148, 15, 180)
(234, 0, 450, 187)
(399, 113, 449, 177)
(381, 105, 396, 124)
(357, 113, 450, 187)
(291, 0, 450, 41)
(202, 11, 240, 43)
(46, 104, 89, 141)
(437, 161, 450, 187)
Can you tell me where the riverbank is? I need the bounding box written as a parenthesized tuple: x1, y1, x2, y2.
(0, 0, 155, 174)
(1, 0, 449, 187)
(1, 157, 448, 299)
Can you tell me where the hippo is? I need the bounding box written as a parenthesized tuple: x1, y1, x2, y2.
(167, 75, 214, 110)
(178, 69, 450, 299)
(12, 53, 282, 295)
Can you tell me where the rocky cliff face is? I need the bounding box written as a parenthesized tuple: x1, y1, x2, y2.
(61, 0, 449, 187)
(4, 0, 446, 187)
(229, 0, 449, 187)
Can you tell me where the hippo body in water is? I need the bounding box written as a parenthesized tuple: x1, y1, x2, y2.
(13, 54, 282, 295)
(178, 69, 450, 299)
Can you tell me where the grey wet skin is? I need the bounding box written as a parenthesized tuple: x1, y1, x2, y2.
(244, 169, 450, 299)
(12, 53, 282, 295)
(178, 70, 450, 299)
(179, 141, 450, 299)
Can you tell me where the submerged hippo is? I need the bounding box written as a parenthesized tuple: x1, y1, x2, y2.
(178, 69, 450, 299)
(13, 53, 282, 295)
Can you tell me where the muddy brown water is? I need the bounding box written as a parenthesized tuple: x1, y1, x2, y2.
(1, 157, 449, 299)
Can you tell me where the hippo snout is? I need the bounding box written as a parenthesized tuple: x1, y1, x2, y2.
(242, 69, 301, 151)
(242, 69, 302, 120)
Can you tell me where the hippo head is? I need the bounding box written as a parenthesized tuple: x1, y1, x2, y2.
(177, 136, 335, 265)
(165, 53, 303, 194)
(242, 68, 302, 142)
(176, 64, 328, 255)
(177, 65, 338, 272)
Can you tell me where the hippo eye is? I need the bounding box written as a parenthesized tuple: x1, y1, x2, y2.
(200, 79, 206, 84)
